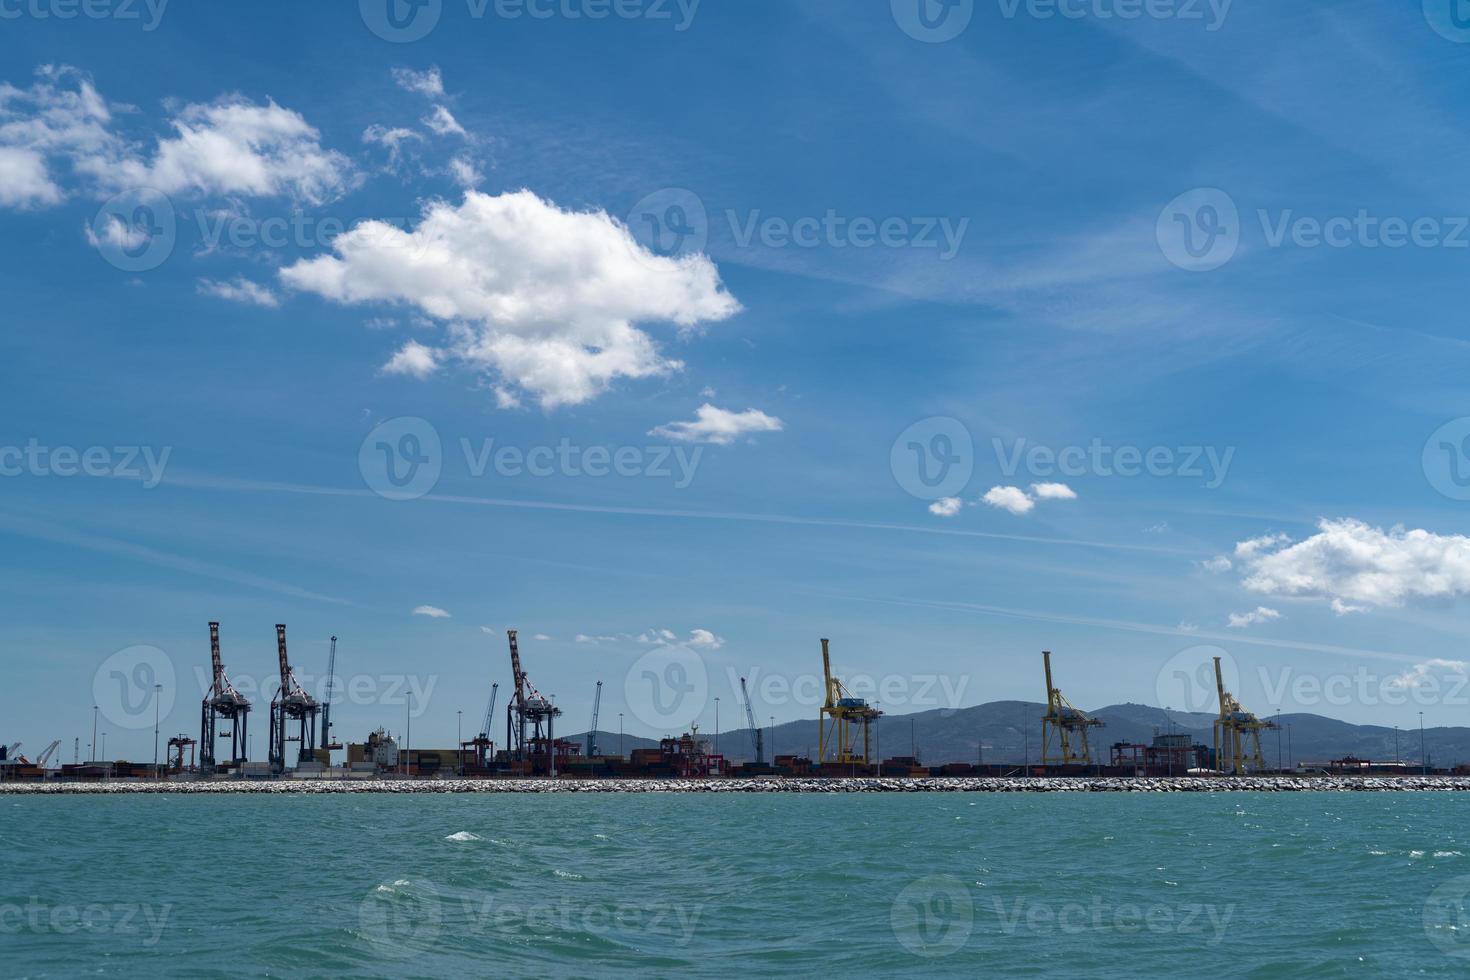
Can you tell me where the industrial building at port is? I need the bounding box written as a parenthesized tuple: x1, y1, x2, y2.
(0, 623, 1438, 783)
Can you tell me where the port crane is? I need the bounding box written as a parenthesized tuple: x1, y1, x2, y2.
(818, 638, 881, 771)
(268, 624, 320, 772)
(34, 740, 60, 770)
(1213, 655, 1276, 774)
(1040, 651, 1104, 767)
(464, 682, 498, 769)
(586, 680, 602, 757)
(167, 734, 197, 773)
(321, 635, 343, 756)
(200, 622, 251, 772)
(740, 676, 763, 765)
(505, 629, 561, 776)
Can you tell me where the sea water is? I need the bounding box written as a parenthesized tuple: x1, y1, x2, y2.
(2, 792, 1468, 977)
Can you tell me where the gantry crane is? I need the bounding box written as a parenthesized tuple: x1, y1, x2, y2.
(464, 682, 498, 769)
(268, 624, 320, 772)
(167, 734, 197, 773)
(587, 680, 602, 757)
(505, 629, 561, 776)
(200, 621, 251, 772)
(740, 676, 764, 765)
(1041, 650, 1104, 767)
(818, 638, 881, 771)
(1213, 655, 1276, 774)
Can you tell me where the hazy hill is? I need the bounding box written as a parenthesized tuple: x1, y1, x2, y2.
(569, 701, 1468, 768)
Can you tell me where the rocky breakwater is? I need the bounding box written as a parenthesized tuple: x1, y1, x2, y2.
(4, 775, 1470, 794)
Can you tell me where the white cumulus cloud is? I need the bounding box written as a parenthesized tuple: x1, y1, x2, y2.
(381, 339, 441, 379)
(392, 66, 445, 98)
(423, 105, 466, 137)
(279, 189, 740, 408)
(413, 605, 451, 619)
(1386, 658, 1469, 691)
(929, 496, 963, 518)
(1030, 482, 1076, 500)
(1227, 606, 1281, 629)
(197, 277, 279, 308)
(650, 404, 783, 445)
(1236, 519, 1470, 612)
(0, 146, 60, 207)
(1201, 555, 1232, 573)
(981, 485, 1035, 516)
(0, 66, 355, 208)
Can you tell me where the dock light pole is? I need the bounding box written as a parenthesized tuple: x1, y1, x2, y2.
(619, 713, 623, 759)
(153, 684, 162, 774)
(1276, 709, 1282, 772)
(769, 716, 775, 760)
(714, 697, 720, 756)
(1420, 712, 1427, 776)
(1394, 725, 1400, 765)
(91, 705, 98, 764)
(1166, 707, 1174, 777)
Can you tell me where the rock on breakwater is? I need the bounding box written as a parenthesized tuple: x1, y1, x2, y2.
(4, 776, 1470, 794)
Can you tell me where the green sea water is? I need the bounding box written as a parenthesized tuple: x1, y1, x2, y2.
(3, 792, 1470, 977)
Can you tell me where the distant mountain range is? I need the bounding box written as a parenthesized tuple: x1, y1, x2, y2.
(570, 701, 1465, 768)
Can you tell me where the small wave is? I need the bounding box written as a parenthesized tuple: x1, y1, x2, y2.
(1436, 851, 1463, 858)
(445, 831, 481, 842)
(1411, 850, 1426, 857)
(1369, 850, 1388, 856)
(593, 833, 608, 840)
(553, 870, 584, 880)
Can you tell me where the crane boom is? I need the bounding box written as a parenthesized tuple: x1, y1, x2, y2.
(36, 739, 61, 768)
(508, 630, 527, 711)
(740, 676, 763, 765)
(587, 680, 602, 756)
(480, 682, 499, 738)
(275, 624, 294, 698)
(209, 622, 227, 697)
(321, 635, 338, 749)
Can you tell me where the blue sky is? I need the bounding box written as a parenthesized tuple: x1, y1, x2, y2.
(5, 0, 1470, 763)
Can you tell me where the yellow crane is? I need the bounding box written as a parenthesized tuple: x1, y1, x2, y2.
(1041, 651, 1104, 767)
(1213, 656, 1276, 774)
(818, 638, 882, 771)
